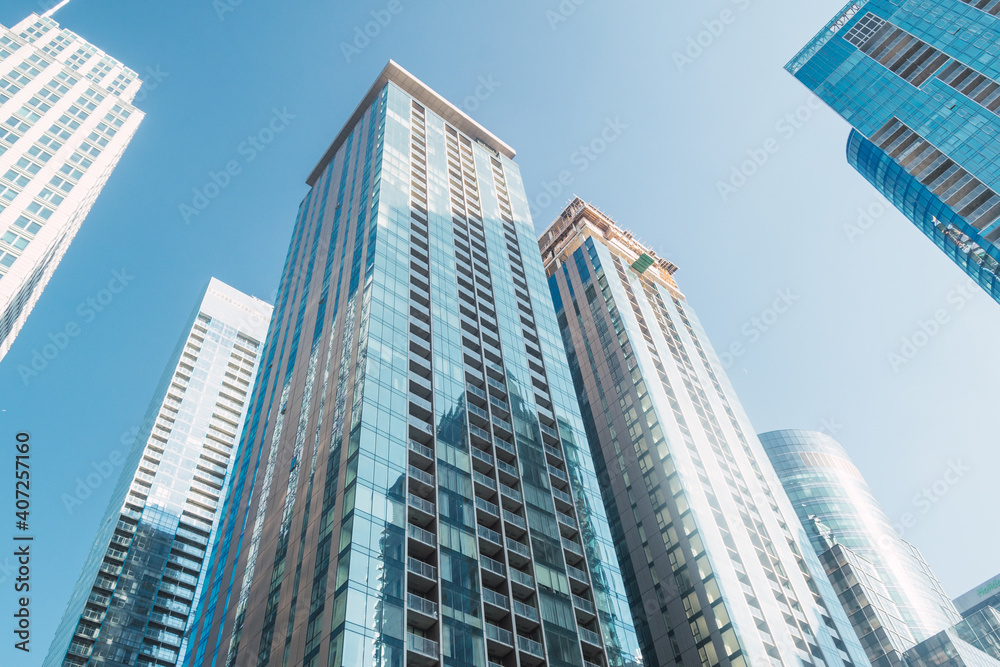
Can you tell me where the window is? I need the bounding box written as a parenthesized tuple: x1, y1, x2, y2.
(1, 231, 28, 250)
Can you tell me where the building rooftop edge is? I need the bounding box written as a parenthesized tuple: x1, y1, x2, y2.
(9, 13, 144, 83)
(306, 60, 516, 187)
(538, 196, 682, 297)
(205, 277, 274, 314)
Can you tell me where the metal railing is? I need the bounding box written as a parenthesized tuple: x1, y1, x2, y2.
(407, 557, 437, 580)
(407, 633, 439, 658)
(408, 524, 436, 547)
(407, 593, 439, 618)
(513, 600, 539, 622)
(485, 623, 513, 646)
(408, 494, 436, 516)
(518, 635, 545, 658)
(480, 555, 505, 577)
(482, 588, 510, 610)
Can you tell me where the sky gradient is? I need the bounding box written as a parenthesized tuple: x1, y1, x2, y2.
(1, 0, 997, 663)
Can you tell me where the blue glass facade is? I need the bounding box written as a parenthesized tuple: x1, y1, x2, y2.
(44, 279, 272, 667)
(185, 63, 640, 667)
(788, 0, 1000, 303)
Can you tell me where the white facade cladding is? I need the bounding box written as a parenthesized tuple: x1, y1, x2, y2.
(0, 12, 143, 361)
(44, 279, 271, 667)
(542, 200, 871, 667)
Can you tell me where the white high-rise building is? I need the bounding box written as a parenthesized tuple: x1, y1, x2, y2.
(0, 11, 143, 361)
(44, 278, 272, 667)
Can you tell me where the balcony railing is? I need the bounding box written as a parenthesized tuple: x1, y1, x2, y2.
(407, 633, 439, 659)
(518, 636, 545, 658)
(494, 438, 516, 457)
(408, 524, 436, 548)
(409, 440, 434, 460)
(565, 563, 589, 583)
(538, 423, 559, 440)
(482, 588, 510, 611)
(497, 460, 519, 479)
(562, 538, 583, 557)
(578, 626, 601, 646)
(506, 538, 530, 559)
(407, 593, 439, 618)
(474, 471, 497, 491)
(478, 524, 502, 546)
(500, 484, 522, 503)
(470, 424, 492, 442)
(503, 510, 526, 530)
(510, 568, 534, 589)
(573, 594, 595, 615)
(513, 600, 539, 622)
(485, 623, 513, 647)
(409, 465, 434, 487)
(480, 555, 505, 577)
(551, 487, 573, 505)
(476, 496, 500, 518)
(471, 446, 494, 467)
(409, 494, 436, 516)
(407, 557, 437, 581)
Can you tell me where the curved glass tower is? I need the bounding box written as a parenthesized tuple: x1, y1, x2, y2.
(759, 430, 960, 645)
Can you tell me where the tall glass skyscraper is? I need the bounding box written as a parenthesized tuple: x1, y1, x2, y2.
(787, 0, 1000, 304)
(45, 278, 271, 667)
(185, 62, 641, 667)
(759, 430, 961, 660)
(0, 11, 143, 361)
(540, 199, 869, 667)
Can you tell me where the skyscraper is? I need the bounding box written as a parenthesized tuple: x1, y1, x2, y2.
(45, 278, 271, 667)
(955, 573, 1000, 618)
(185, 62, 641, 667)
(786, 0, 1000, 304)
(0, 11, 143, 361)
(759, 430, 961, 664)
(540, 199, 869, 667)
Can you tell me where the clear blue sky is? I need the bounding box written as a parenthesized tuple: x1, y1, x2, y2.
(1, 0, 997, 663)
